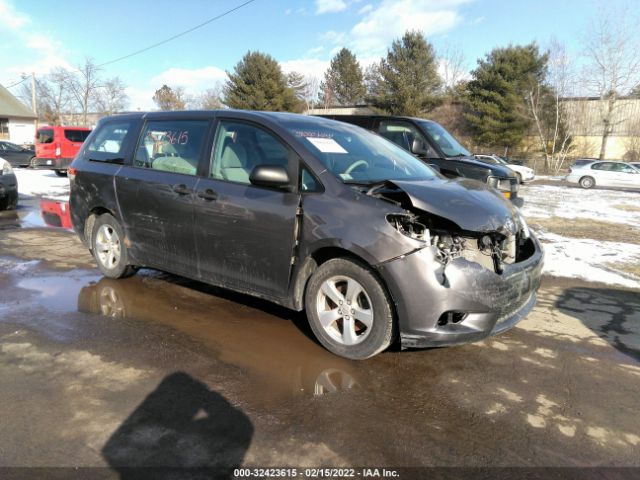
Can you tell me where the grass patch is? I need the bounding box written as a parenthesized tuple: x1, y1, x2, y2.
(613, 204, 640, 212)
(527, 217, 640, 245)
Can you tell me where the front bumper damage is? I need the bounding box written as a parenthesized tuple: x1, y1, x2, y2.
(376, 234, 544, 349)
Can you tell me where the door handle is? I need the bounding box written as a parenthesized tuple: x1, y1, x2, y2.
(172, 184, 192, 195)
(197, 188, 218, 201)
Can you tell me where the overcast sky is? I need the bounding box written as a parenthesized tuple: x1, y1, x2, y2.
(0, 0, 634, 110)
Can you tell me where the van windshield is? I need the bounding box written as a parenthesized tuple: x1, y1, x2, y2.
(419, 121, 471, 158)
(282, 119, 436, 184)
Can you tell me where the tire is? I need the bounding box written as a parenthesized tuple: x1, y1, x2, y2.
(91, 213, 137, 279)
(55, 170, 67, 177)
(579, 176, 595, 189)
(515, 173, 522, 184)
(305, 258, 395, 360)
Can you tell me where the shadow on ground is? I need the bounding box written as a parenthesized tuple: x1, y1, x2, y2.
(554, 287, 640, 362)
(102, 372, 253, 480)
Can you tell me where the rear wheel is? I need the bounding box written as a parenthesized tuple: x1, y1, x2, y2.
(91, 214, 137, 279)
(305, 258, 395, 360)
(579, 176, 595, 189)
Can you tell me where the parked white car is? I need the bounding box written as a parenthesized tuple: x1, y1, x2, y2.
(566, 160, 640, 190)
(474, 154, 535, 183)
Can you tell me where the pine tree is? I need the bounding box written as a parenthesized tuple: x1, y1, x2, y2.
(223, 51, 304, 112)
(464, 44, 548, 148)
(368, 30, 441, 116)
(319, 48, 365, 106)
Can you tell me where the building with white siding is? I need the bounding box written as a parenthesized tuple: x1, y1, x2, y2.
(0, 84, 37, 146)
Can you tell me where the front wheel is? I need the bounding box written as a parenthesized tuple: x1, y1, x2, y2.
(579, 176, 595, 189)
(91, 214, 137, 279)
(305, 258, 395, 360)
(515, 173, 522, 184)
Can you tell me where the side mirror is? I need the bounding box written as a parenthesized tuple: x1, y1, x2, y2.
(411, 138, 430, 156)
(249, 165, 290, 188)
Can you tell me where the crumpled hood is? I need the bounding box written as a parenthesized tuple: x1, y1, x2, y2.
(388, 178, 518, 233)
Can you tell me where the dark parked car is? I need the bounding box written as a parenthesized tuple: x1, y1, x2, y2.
(0, 157, 18, 210)
(0, 140, 35, 167)
(69, 111, 543, 359)
(316, 115, 521, 205)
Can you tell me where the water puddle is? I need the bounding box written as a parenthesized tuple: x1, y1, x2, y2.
(76, 274, 360, 398)
(17, 273, 102, 312)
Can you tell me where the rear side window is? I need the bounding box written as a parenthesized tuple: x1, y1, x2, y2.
(592, 162, 614, 171)
(134, 120, 208, 176)
(85, 121, 135, 162)
(37, 129, 54, 144)
(64, 129, 90, 142)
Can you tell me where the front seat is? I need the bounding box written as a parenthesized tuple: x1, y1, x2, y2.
(220, 137, 250, 183)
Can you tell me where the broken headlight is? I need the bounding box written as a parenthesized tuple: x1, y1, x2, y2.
(386, 214, 429, 242)
(432, 233, 465, 264)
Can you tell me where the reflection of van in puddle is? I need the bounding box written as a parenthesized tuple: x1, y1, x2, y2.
(40, 198, 72, 228)
(77, 276, 358, 397)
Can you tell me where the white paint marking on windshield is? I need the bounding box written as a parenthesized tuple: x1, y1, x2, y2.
(306, 137, 348, 154)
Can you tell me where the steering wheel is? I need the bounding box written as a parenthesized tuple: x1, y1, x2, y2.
(345, 159, 369, 175)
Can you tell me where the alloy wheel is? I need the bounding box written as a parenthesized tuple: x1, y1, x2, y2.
(316, 275, 374, 346)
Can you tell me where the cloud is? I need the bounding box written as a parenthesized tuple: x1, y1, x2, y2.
(151, 66, 227, 90)
(0, 0, 29, 29)
(358, 4, 373, 14)
(315, 0, 348, 14)
(280, 58, 329, 79)
(348, 0, 470, 55)
(0, 0, 73, 84)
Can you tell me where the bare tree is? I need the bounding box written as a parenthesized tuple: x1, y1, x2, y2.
(439, 42, 467, 94)
(153, 85, 186, 111)
(580, 5, 640, 159)
(43, 68, 72, 124)
(95, 77, 128, 115)
(301, 76, 320, 110)
(527, 39, 575, 174)
(190, 83, 224, 110)
(66, 58, 103, 126)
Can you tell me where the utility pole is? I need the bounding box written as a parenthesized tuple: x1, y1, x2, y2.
(31, 72, 38, 131)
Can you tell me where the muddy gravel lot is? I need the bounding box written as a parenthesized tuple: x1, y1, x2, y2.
(1, 173, 639, 479)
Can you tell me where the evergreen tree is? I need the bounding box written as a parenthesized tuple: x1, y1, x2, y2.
(223, 51, 304, 112)
(319, 48, 366, 106)
(368, 30, 441, 115)
(464, 43, 548, 148)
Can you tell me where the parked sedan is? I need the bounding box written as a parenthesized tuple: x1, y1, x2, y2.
(474, 154, 535, 183)
(0, 157, 18, 210)
(566, 161, 640, 189)
(0, 140, 35, 167)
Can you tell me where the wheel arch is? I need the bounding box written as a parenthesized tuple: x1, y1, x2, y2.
(579, 175, 595, 188)
(290, 245, 395, 315)
(83, 206, 119, 250)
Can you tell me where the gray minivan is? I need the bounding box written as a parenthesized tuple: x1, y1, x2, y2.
(69, 111, 543, 359)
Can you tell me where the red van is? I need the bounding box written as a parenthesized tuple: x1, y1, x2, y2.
(32, 126, 91, 176)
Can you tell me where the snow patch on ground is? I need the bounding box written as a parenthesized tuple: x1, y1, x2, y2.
(536, 231, 640, 289)
(15, 169, 70, 198)
(521, 184, 640, 226)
